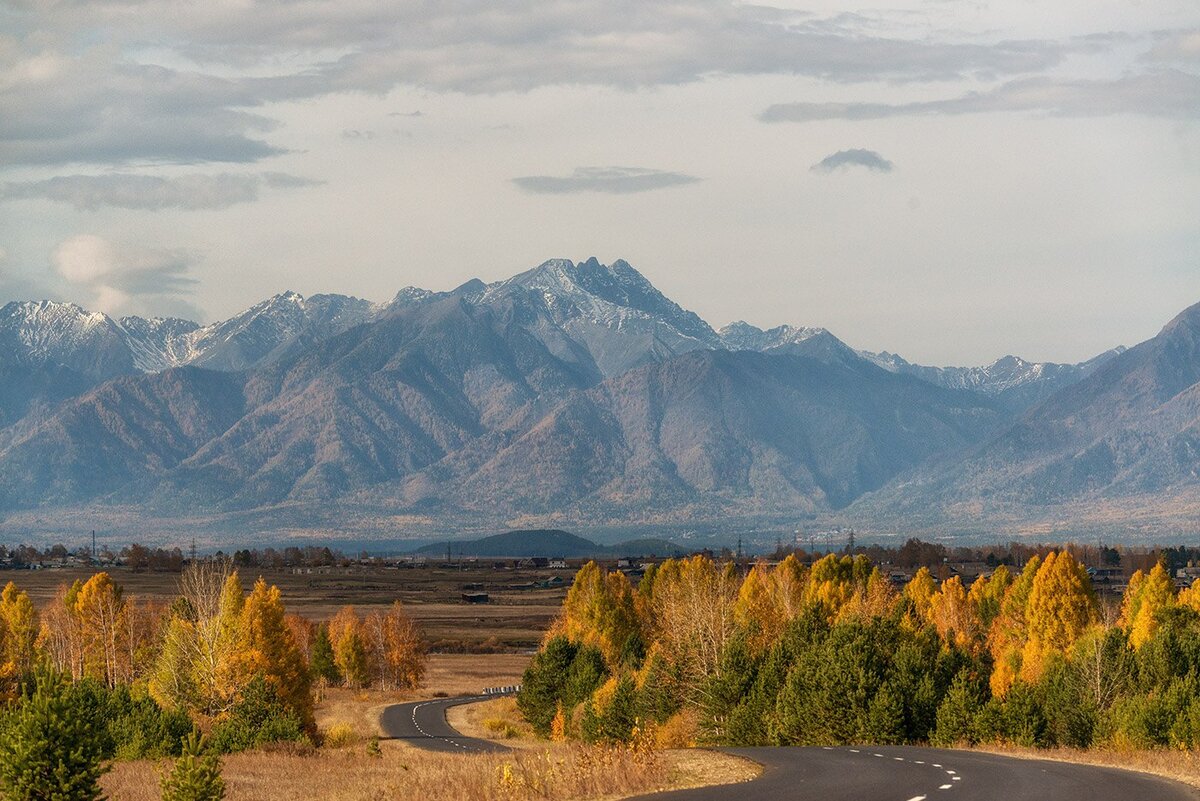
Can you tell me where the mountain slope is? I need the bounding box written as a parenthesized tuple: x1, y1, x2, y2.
(853, 301, 1200, 523)
(410, 348, 1004, 520)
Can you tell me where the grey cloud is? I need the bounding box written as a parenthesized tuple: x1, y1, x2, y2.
(512, 167, 701, 194)
(762, 70, 1200, 122)
(811, 149, 894, 173)
(1, 172, 320, 211)
(1146, 29, 1200, 63)
(0, 2, 1068, 167)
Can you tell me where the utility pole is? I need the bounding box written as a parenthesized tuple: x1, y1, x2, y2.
(91, 530, 96, 565)
(847, 529, 855, 554)
(190, 537, 197, 564)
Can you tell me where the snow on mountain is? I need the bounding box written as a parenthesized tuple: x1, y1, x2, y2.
(475, 257, 721, 377)
(0, 300, 136, 378)
(0, 293, 381, 377)
(718, 321, 827, 351)
(860, 348, 1126, 407)
(117, 316, 202, 372)
(0, 259, 1125, 412)
(184, 291, 380, 371)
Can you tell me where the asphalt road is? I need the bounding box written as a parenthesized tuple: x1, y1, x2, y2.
(383, 699, 1196, 800)
(379, 695, 512, 753)
(629, 744, 1198, 801)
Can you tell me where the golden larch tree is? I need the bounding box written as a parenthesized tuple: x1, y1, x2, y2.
(329, 605, 373, 688)
(929, 576, 979, 650)
(1121, 563, 1175, 649)
(987, 555, 1041, 697)
(0, 582, 38, 683)
(233, 578, 313, 730)
(1020, 551, 1097, 684)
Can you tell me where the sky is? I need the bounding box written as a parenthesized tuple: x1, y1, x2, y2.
(1, 1, 1198, 366)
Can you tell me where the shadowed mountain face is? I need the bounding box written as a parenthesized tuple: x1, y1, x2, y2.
(0, 257, 1189, 538)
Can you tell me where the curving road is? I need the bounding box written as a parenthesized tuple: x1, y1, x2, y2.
(379, 695, 512, 753)
(629, 745, 1198, 801)
(383, 698, 1196, 800)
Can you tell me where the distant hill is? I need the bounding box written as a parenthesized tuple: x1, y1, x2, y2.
(412, 529, 681, 558)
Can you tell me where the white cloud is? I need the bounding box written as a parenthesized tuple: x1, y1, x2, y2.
(51, 234, 199, 317)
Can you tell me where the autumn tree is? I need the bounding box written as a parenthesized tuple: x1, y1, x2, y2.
(74, 572, 126, 686)
(804, 554, 874, 619)
(328, 606, 372, 688)
(362, 602, 425, 690)
(550, 562, 640, 667)
(903, 567, 937, 625)
(988, 555, 1041, 697)
(230, 578, 313, 731)
(646, 556, 739, 703)
(0, 582, 38, 690)
(38, 581, 86, 680)
(1120, 563, 1175, 650)
(733, 562, 786, 653)
(929, 576, 979, 650)
(1021, 551, 1097, 684)
(966, 566, 1010, 633)
(150, 562, 244, 716)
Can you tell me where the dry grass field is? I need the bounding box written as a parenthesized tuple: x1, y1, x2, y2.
(102, 733, 760, 801)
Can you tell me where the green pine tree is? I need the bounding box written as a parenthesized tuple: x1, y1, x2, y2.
(0, 671, 108, 801)
(161, 731, 225, 801)
(310, 625, 340, 686)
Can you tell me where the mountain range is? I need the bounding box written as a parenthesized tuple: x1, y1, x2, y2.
(0, 257, 1193, 544)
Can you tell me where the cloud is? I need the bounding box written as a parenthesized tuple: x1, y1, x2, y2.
(1, 172, 320, 211)
(811, 149, 894, 173)
(51, 234, 200, 318)
(512, 167, 702, 194)
(0, 2, 1066, 167)
(762, 70, 1200, 122)
(1146, 29, 1200, 63)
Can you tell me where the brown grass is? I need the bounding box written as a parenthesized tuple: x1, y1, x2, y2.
(102, 740, 758, 801)
(972, 745, 1200, 790)
(446, 697, 537, 746)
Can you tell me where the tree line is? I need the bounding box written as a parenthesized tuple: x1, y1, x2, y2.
(519, 553, 1200, 751)
(0, 561, 426, 799)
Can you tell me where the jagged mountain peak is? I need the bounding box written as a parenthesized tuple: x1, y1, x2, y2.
(491, 257, 718, 345)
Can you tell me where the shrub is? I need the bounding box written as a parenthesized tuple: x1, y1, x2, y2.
(0, 670, 107, 801)
(518, 637, 607, 737)
(932, 672, 988, 746)
(208, 676, 309, 754)
(322, 722, 357, 748)
(161, 731, 224, 801)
